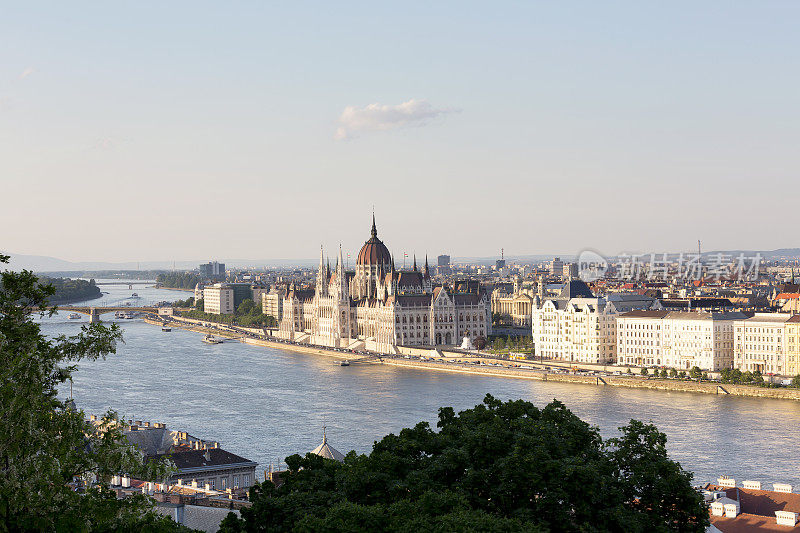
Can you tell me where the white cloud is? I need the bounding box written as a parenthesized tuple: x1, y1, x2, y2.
(334, 99, 454, 140)
(19, 67, 35, 80)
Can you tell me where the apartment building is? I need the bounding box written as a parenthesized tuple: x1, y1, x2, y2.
(203, 283, 235, 315)
(531, 281, 656, 364)
(733, 313, 794, 375)
(617, 311, 745, 371)
(787, 315, 800, 376)
(262, 289, 285, 321)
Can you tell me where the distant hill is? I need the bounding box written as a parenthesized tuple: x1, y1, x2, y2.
(3, 248, 798, 273)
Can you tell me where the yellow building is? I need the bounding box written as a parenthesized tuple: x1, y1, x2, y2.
(786, 315, 800, 377)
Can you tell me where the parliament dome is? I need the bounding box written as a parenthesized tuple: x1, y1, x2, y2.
(357, 215, 392, 267)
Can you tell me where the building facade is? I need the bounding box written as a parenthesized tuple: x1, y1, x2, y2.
(203, 284, 234, 315)
(199, 261, 226, 281)
(277, 217, 491, 352)
(617, 311, 745, 370)
(530, 282, 658, 364)
(786, 315, 800, 376)
(733, 313, 793, 375)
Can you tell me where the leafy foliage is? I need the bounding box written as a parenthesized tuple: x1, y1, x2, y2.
(36, 276, 102, 304)
(220, 395, 708, 533)
(156, 272, 202, 290)
(0, 255, 188, 531)
(182, 298, 277, 328)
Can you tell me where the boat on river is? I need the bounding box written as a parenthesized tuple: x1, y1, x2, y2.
(68, 313, 81, 320)
(202, 334, 222, 345)
(339, 360, 350, 367)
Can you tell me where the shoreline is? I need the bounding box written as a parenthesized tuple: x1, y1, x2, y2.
(146, 317, 800, 402)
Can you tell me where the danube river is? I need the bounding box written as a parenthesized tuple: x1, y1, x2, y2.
(45, 281, 800, 487)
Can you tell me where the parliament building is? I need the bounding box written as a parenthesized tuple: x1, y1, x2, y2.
(278, 216, 491, 353)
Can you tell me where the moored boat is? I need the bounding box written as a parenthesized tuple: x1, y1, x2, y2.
(202, 334, 222, 345)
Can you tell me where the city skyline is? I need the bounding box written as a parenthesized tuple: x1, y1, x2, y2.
(3, 2, 799, 261)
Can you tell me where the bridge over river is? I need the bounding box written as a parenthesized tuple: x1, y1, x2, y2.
(59, 305, 160, 323)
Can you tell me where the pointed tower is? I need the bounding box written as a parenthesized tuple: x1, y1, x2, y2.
(316, 246, 328, 297)
(413, 255, 418, 272)
(334, 244, 349, 300)
(423, 255, 432, 293)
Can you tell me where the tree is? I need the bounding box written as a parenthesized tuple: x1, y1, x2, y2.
(701, 372, 709, 381)
(221, 395, 708, 532)
(640, 367, 649, 376)
(752, 370, 764, 385)
(194, 298, 203, 310)
(689, 366, 703, 380)
(720, 368, 732, 383)
(0, 255, 189, 531)
(659, 368, 668, 378)
(668, 368, 678, 378)
(792, 375, 800, 388)
(678, 371, 687, 379)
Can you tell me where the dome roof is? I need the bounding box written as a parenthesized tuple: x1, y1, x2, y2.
(311, 429, 345, 462)
(357, 215, 391, 267)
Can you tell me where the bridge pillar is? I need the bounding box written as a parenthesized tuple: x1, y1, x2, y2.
(89, 308, 101, 324)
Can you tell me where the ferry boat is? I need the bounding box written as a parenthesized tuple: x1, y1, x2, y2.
(339, 360, 350, 367)
(162, 325, 172, 332)
(202, 334, 222, 345)
(68, 313, 81, 320)
(131, 293, 139, 298)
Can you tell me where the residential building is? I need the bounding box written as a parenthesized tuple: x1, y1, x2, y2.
(203, 284, 234, 315)
(531, 281, 657, 364)
(99, 418, 258, 492)
(199, 261, 226, 281)
(734, 313, 793, 375)
(787, 315, 800, 377)
(551, 257, 564, 276)
(704, 478, 800, 532)
(262, 288, 285, 321)
(617, 310, 744, 370)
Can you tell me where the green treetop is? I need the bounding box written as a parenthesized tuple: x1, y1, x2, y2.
(220, 394, 708, 532)
(0, 255, 190, 532)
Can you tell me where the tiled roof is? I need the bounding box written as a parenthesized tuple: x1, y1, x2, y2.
(619, 310, 670, 318)
(152, 448, 256, 471)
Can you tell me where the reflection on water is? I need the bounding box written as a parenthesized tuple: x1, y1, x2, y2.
(42, 281, 800, 487)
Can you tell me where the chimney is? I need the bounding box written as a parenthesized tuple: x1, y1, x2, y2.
(776, 511, 799, 526)
(204, 449, 212, 462)
(111, 475, 120, 486)
(191, 479, 198, 488)
(90, 415, 96, 422)
(121, 475, 131, 488)
(774, 483, 793, 493)
(742, 480, 762, 490)
(204, 482, 211, 491)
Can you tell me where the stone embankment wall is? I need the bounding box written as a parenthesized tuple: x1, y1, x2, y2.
(147, 318, 800, 401)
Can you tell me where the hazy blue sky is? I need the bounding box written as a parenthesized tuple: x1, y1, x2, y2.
(2, 2, 798, 263)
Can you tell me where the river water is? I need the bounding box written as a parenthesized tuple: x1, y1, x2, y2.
(42, 280, 800, 487)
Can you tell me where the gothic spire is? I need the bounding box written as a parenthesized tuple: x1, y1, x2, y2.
(371, 211, 377, 239)
(424, 255, 430, 278)
(413, 254, 417, 272)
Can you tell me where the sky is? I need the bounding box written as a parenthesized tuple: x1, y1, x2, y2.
(2, 2, 799, 264)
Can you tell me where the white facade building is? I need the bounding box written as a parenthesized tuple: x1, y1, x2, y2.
(203, 284, 234, 315)
(734, 313, 793, 375)
(617, 311, 746, 370)
(531, 283, 658, 364)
